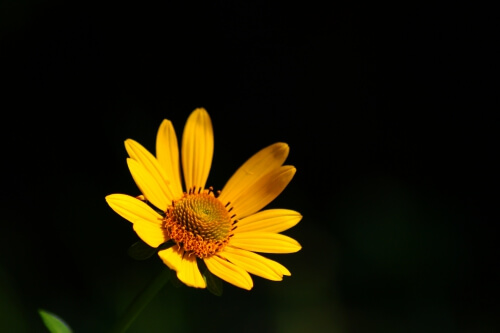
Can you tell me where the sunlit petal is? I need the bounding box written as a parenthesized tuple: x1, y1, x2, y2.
(158, 245, 182, 271)
(105, 194, 166, 247)
(125, 139, 177, 203)
(181, 108, 213, 190)
(127, 158, 169, 212)
(132, 224, 168, 249)
(158, 246, 206, 288)
(230, 232, 301, 253)
(156, 119, 183, 198)
(178, 255, 206, 289)
(222, 247, 290, 281)
(237, 209, 302, 233)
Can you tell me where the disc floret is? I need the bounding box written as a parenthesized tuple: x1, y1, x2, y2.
(164, 187, 235, 258)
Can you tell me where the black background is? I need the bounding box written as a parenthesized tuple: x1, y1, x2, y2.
(1, 2, 498, 332)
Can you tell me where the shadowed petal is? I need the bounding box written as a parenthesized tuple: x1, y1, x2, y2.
(204, 255, 253, 290)
(181, 108, 213, 190)
(228, 165, 296, 219)
(219, 142, 289, 205)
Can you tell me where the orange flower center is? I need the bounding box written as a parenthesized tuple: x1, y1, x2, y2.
(163, 188, 235, 258)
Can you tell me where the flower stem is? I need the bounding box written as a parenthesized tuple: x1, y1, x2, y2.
(111, 268, 171, 333)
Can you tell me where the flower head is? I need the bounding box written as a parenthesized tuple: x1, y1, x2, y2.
(106, 108, 301, 290)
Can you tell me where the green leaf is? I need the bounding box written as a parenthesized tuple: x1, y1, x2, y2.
(38, 309, 72, 333)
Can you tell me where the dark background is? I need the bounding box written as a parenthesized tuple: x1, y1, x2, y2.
(1, 2, 497, 332)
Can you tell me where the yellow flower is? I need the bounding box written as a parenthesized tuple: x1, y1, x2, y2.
(105, 108, 301, 290)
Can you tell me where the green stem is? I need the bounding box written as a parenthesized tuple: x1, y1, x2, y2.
(111, 268, 171, 333)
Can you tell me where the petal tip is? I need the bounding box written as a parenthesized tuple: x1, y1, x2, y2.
(160, 118, 172, 126)
(294, 242, 302, 252)
(124, 138, 135, 147)
(273, 142, 290, 158)
(191, 107, 209, 118)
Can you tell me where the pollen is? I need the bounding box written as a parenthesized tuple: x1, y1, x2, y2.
(163, 188, 235, 258)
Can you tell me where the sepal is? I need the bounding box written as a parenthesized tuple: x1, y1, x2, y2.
(128, 239, 175, 260)
(199, 260, 223, 296)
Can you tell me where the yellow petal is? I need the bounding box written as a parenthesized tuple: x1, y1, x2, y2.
(271, 260, 291, 276)
(178, 254, 206, 288)
(105, 194, 166, 247)
(237, 209, 302, 233)
(125, 139, 177, 203)
(219, 142, 289, 205)
(181, 108, 213, 190)
(157, 246, 206, 288)
(132, 224, 168, 249)
(127, 158, 169, 212)
(228, 166, 296, 219)
(230, 232, 302, 253)
(204, 255, 253, 290)
(156, 119, 183, 198)
(222, 247, 290, 281)
(158, 245, 183, 272)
